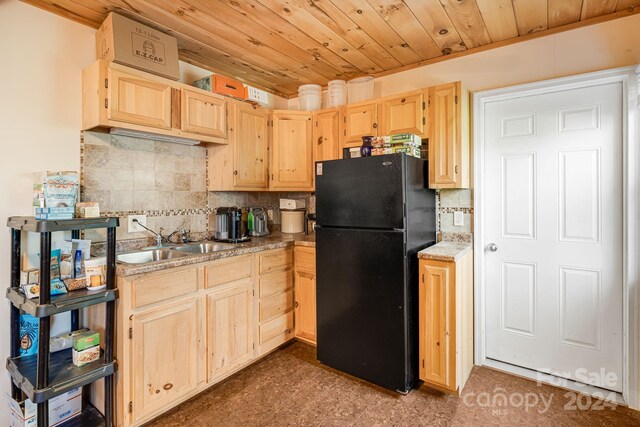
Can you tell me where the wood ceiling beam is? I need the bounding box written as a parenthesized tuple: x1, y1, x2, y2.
(402, 0, 466, 54)
(289, 0, 401, 70)
(475, 0, 518, 42)
(365, 0, 442, 60)
(218, 0, 361, 78)
(582, 0, 619, 19)
(184, 0, 346, 81)
(255, 0, 383, 74)
(327, 0, 422, 66)
(438, 0, 492, 49)
(548, 0, 584, 28)
(512, 0, 548, 35)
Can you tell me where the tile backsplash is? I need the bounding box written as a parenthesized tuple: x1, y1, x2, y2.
(437, 189, 473, 235)
(82, 131, 470, 243)
(81, 131, 311, 243)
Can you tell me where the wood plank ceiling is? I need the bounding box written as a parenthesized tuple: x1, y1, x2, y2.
(23, 0, 640, 97)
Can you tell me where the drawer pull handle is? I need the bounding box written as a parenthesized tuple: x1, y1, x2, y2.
(163, 383, 173, 391)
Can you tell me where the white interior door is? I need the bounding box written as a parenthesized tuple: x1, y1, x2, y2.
(484, 82, 623, 392)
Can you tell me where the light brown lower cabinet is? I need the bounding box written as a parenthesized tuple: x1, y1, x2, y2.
(131, 297, 206, 422)
(419, 250, 473, 394)
(207, 279, 254, 382)
(294, 246, 316, 345)
(257, 248, 295, 355)
(97, 248, 295, 427)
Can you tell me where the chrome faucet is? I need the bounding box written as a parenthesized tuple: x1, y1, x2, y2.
(179, 229, 190, 244)
(133, 219, 165, 247)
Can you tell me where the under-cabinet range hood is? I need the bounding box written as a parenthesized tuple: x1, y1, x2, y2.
(109, 128, 200, 146)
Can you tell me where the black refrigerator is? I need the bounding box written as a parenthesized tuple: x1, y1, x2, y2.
(315, 153, 436, 393)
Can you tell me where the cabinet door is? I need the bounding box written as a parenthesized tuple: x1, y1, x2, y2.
(207, 281, 254, 382)
(108, 68, 172, 129)
(294, 270, 317, 345)
(344, 101, 378, 147)
(428, 82, 460, 188)
(313, 108, 341, 162)
(181, 88, 227, 138)
(271, 111, 313, 190)
(419, 261, 455, 390)
(131, 297, 203, 422)
(381, 92, 425, 136)
(233, 102, 269, 188)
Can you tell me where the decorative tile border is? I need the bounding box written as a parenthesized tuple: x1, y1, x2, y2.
(101, 208, 215, 218)
(438, 207, 474, 214)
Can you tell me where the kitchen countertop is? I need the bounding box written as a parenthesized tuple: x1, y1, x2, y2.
(418, 241, 472, 262)
(116, 232, 315, 277)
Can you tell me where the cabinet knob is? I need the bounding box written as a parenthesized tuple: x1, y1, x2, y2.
(401, 98, 406, 103)
(233, 170, 238, 175)
(295, 301, 299, 308)
(163, 383, 173, 390)
(373, 123, 378, 129)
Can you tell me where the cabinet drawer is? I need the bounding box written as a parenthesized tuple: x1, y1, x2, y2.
(260, 290, 294, 322)
(259, 269, 293, 298)
(132, 266, 201, 308)
(295, 247, 315, 272)
(258, 249, 293, 274)
(205, 255, 252, 288)
(260, 311, 294, 347)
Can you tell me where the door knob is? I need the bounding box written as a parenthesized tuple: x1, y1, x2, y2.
(487, 243, 498, 252)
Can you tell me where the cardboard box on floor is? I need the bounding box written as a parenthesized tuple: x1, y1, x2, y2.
(96, 12, 180, 81)
(7, 387, 82, 427)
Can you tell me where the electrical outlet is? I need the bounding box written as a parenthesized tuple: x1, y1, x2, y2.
(453, 211, 464, 227)
(128, 215, 147, 233)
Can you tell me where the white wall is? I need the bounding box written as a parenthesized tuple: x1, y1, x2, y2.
(0, 1, 95, 424)
(289, 13, 640, 108)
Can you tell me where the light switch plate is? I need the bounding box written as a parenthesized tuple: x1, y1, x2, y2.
(128, 215, 147, 233)
(453, 211, 464, 227)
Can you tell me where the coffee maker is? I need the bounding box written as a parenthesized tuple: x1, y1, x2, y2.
(214, 207, 249, 242)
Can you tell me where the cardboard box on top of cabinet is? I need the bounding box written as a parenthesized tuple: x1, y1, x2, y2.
(7, 387, 82, 427)
(96, 12, 180, 81)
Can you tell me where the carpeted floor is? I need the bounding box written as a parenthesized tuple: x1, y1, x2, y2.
(147, 342, 640, 426)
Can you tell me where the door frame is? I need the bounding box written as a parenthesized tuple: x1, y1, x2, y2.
(473, 66, 639, 408)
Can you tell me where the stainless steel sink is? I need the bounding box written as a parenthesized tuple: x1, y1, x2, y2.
(117, 249, 188, 265)
(174, 242, 235, 254)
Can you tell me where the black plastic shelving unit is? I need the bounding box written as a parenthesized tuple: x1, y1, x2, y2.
(7, 216, 119, 427)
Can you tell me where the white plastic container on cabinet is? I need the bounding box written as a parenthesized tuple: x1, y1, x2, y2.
(347, 76, 374, 103)
(298, 84, 321, 111)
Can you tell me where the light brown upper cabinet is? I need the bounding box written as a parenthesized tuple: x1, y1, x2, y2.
(380, 91, 426, 138)
(313, 108, 342, 162)
(428, 82, 470, 189)
(108, 67, 172, 129)
(343, 101, 378, 147)
(208, 101, 269, 191)
(181, 88, 227, 138)
(82, 60, 228, 144)
(234, 102, 270, 189)
(270, 110, 314, 191)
